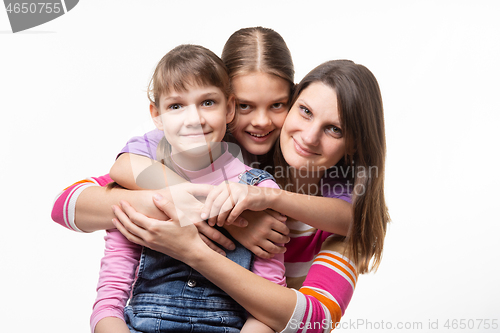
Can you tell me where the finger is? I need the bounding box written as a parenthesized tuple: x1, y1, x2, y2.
(231, 216, 248, 228)
(209, 190, 230, 223)
(112, 218, 146, 247)
(200, 185, 223, 220)
(217, 198, 236, 227)
(266, 230, 290, 245)
(264, 209, 288, 223)
(189, 183, 215, 197)
(194, 221, 236, 251)
(199, 233, 226, 256)
(258, 240, 287, 255)
(119, 200, 154, 230)
(225, 202, 246, 225)
(250, 246, 275, 260)
(152, 194, 179, 222)
(112, 205, 148, 238)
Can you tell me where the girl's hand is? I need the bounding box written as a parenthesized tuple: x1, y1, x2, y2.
(201, 182, 271, 227)
(112, 196, 233, 257)
(155, 182, 214, 226)
(225, 209, 289, 259)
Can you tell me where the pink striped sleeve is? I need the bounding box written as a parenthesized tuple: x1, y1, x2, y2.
(281, 251, 357, 333)
(90, 229, 141, 332)
(51, 174, 113, 232)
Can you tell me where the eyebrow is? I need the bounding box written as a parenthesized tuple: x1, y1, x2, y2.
(237, 95, 289, 105)
(297, 98, 342, 128)
(162, 91, 221, 103)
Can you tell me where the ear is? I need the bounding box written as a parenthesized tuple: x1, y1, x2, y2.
(225, 95, 236, 124)
(150, 103, 163, 130)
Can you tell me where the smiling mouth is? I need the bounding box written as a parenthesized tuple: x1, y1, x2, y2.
(293, 138, 319, 156)
(247, 130, 272, 138)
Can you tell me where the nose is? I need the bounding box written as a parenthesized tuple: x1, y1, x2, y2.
(250, 109, 272, 128)
(184, 104, 205, 128)
(301, 124, 321, 146)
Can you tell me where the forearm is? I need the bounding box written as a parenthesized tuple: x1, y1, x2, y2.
(185, 244, 295, 332)
(269, 189, 351, 235)
(75, 187, 164, 232)
(94, 317, 130, 333)
(111, 153, 187, 190)
(241, 315, 274, 333)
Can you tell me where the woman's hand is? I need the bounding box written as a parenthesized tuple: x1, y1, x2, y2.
(112, 195, 235, 256)
(225, 209, 289, 259)
(201, 182, 274, 227)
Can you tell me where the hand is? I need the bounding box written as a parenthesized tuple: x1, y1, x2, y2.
(201, 182, 271, 227)
(225, 209, 289, 259)
(194, 220, 236, 256)
(155, 182, 214, 226)
(111, 197, 207, 261)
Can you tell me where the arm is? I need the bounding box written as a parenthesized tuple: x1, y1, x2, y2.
(94, 317, 130, 333)
(51, 175, 168, 232)
(241, 315, 274, 333)
(283, 236, 357, 332)
(91, 229, 141, 333)
(112, 198, 358, 333)
(203, 183, 352, 235)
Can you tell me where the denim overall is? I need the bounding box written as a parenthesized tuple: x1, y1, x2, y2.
(125, 169, 276, 333)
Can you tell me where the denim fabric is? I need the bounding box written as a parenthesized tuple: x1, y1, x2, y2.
(125, 169, 274, 333)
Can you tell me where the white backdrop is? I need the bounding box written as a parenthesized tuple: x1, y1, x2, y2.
(1, 1, 499, 332)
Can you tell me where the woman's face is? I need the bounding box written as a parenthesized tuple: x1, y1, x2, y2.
(230, 72, 290, 156)
(280, 81, 346, 172)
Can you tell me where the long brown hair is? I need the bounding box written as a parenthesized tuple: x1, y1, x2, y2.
(275, 60, 390, 274)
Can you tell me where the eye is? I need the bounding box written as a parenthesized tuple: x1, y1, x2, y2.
(238, 103, 252, 112)
(299, 105, 312, 118)
(271, 102, 284, 110)
(326, 125, 342, 137)
(202, 100, 215, 107)
(168, 103, 183, 111)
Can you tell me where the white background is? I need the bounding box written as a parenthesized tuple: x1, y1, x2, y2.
(1, 1, 499, 332)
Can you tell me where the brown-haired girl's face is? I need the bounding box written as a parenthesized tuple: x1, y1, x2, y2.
(280, 81, 346, 171)
(230, 72, 290, 156)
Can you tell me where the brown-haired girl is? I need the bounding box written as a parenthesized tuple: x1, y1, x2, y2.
(112, 59, 389, 332)
(93, 44, 286, 333)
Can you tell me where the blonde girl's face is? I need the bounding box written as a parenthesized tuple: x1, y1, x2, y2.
(280, 81, 346, 172)
(151, 83, 234, 165)
(230, 72, 290, 156)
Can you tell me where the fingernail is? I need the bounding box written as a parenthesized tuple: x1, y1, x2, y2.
(200, 212, 207, 219)
(240, 218, 248, 227)
(111, 205, 116, 212)
(111, 218, 116, 225)
(153, 194, 163, 201)
(218, 251, 226, 256)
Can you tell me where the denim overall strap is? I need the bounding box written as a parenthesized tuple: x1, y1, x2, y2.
(238, 168, 276, 186)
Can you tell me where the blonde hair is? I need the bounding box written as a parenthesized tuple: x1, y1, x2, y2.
(149, 44, 231, 174)
(221, 27, 295, 163)
(274, 60, 390, 274)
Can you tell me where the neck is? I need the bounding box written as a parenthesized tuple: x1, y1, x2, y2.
(172, 143, 223, 171)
